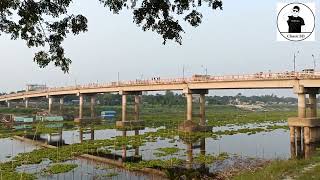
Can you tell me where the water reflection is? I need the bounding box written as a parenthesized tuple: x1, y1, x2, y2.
(291, 141, 320, 159)
(4, 119, 319, 177)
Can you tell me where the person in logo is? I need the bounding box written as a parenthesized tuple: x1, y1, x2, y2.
(287, 6, 305, 33)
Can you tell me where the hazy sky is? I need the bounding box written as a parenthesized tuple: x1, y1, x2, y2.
(0, 0, 319, 97)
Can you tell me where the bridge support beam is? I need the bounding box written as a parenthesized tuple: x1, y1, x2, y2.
(6, 101, 11, 108)
(122, 94, 127, 122)
(179, 89, 210, 133)
(134, 95, 140, 121)
(90, 95, 96, 118)
(289, 87, 320, 145)
(116, 91, 144, 130)
(200, 94, 206, 126)
(298, 93, 306, 118)
(79, 94, 84, 119)
(59, 97, 64, 113)
(308, 93, 317, 118)
(48, 97, 53, 114)
(24, 98, 29, 108)
(186, 93, 193, 121)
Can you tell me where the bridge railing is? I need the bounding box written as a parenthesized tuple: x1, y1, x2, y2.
(2, 71, 320, 99)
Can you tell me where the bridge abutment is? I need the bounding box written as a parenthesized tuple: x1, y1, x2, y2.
(289, 87, 320, 145)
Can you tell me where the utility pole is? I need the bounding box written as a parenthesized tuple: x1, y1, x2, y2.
(293, 51, 299, 72)
(312, 54, 316, 70)
(117, 72, 120, 84)
(183, 65, 185, 80)
(201, 65, 208, 76)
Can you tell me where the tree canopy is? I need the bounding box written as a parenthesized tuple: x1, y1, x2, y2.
(0, 0, 223, 72)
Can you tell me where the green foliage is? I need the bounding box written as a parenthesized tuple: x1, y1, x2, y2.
(194, 152, 229, 164)
(233, 152, 320, 180)
(0, 107, 37, 115)
(154, 147, 181, 157)
(42, 163, 78, 175)
(101, 172, 119, 178)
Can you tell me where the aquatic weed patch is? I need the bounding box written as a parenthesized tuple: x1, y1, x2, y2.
(42, 163, 78, 175)
(154, 147, 181, 157)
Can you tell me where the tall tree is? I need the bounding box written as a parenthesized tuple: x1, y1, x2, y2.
(0, 0, 222, 72)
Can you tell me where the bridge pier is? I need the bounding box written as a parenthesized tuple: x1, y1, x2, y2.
(134, 95, 140, 121)
(179, 89, 210, 133)
(59, 97, 64, 112)
(79, 94, 84, 119)
(24, 98, 29, 108)
(116, 91, 144, 130)
(90, 95, 96, 118)
(74, 94, 98, 123)
(289, 87, 320, 145)
(48, 97, 53, 114)
(200, 94, 206, 126)
(6, 100, 11, 108)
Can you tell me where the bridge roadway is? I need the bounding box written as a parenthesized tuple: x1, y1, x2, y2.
(1, 71, 320, 145)
(1, 71, 320, 101)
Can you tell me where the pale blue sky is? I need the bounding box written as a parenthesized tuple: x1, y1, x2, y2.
(0, 0, 319, 97)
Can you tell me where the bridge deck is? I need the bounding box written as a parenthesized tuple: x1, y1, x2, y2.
(1, 71, 320, 101)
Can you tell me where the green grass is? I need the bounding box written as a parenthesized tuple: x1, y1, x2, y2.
(233, 153, 320, 180)
(296, 164, 320, 180)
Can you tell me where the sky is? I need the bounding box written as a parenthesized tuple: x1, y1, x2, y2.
(0, 0, 319, 97)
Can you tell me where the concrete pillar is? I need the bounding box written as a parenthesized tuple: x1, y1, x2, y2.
(122, 94, 127, 122)
(309, 93, 317, 118)
(296, 127, 302, 142)
(296, 139, 302, 159)
(7, 101, 10, 108)
(304, 127, 310, 144)
(134, 95, 140, 121)
(298, 93, 306, 118)
(290, 141, 296, 159)
(25, 98, 29, 108)
(200, 94, 206, 126)
(290, 127, 295, 143)
(186, 93, 193, 121)
(79, 94, 84, 119)
(48, 97, 53, 114)
(90, 95, 96, 118)
(59, 97, 64, 112)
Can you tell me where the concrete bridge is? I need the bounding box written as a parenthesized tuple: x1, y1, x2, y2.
(1, 71, 320, 145)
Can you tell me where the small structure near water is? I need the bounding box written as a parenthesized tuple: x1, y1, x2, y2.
(36, 111, 64, 122)
(101, 111, 117, 120)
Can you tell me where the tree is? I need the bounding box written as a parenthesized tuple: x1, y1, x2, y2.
(0, 0, 223, 72)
